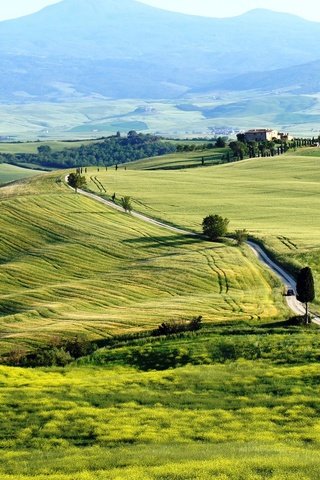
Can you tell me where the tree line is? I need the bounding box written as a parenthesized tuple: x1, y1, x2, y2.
(0, 131, 176, 169)
(228, 134, 318, 161)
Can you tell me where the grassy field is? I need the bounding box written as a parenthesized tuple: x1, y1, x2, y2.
(0, 163, 42, 185)
(0, 139, 102, 154)
(128, 148, 227, 170)
(2, 344, 320, 479)
(0, 151, 318, 479)
(84, 152, 320, 304)
(0, 172, 286, 355)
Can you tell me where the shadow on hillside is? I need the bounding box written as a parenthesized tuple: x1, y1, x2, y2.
(123, 233, 209, 249)
(260, 316, 304, 329)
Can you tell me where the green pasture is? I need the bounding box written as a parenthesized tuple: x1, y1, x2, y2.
(292, 146, 320, 157)
(128, 148, 227, 170)
(1, 356, 320, 479)
(0, 139, 101, 154)
(0, 163, 42, 185)
(0, 172, 286, 354)
(85, 321, 320, 369)
(84, 153, 320, 303)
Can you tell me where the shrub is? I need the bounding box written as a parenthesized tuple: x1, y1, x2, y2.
(6, 336, 96, 367)
(154, 316, 202, 336)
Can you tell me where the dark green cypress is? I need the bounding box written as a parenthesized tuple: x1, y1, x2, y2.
(296, 267, 315, 323)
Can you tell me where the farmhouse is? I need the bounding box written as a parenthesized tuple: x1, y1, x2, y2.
(244, 129, 293, 142)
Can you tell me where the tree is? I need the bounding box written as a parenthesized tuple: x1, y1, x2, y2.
(67, 172, 86, 193)
(202, 214, 229, 241)
(215, 137, 226, 148)
(234, 229, 248, 246)
(37, 145, 52, 156)
(296, 267, 315, 323)
(121, 196, 132, 213)
(229, 141, 247, 160)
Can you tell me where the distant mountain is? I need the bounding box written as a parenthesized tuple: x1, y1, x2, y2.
(1, 1, 320, 101)
(208, 60, 320, 94)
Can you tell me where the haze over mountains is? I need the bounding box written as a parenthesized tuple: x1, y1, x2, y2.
(1, 0, 320, 102)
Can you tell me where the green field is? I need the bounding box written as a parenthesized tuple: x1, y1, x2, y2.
(0, 139, 101, 154)
(0, 163, 42, 185)
(2, 342, 320, 479)
(128, 148, 227, 170)
(84, 152, 320, 305)
(0, 149, 319, 479)
(0, 172, 286, 355)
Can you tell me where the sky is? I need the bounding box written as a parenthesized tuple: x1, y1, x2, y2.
(0, 0, 320, 22)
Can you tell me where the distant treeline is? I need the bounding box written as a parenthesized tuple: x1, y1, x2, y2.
(0, 131, 176, 169)
(1, 131, 315, 170)
(229, 135, 318, 160)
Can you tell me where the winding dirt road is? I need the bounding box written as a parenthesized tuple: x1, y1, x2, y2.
(66, 177, 319, 325)
(247, 241, 320, 325)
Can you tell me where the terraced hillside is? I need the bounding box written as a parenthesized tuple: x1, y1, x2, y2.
(0, 173, 285, 355)
(84, 151, 320, 305)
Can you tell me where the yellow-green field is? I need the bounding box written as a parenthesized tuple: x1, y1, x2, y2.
(85, 151, 320, 304)
(0, 163, 42, 185)
(1, 360, 320, 479)
(0, 172, 285, 355)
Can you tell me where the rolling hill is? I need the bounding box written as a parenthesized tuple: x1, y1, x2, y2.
(211, 59, 320, 94)
(83, 150, 320, 306)
(0, 172, 284, 355)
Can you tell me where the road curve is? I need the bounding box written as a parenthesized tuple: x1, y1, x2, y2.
(65, 176, 319, 325)
(248, 241, 320, 325)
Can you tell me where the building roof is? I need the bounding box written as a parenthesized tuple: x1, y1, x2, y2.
(245, 129, 275, 133)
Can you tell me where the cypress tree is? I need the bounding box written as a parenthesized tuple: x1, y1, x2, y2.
(296, 267, 315, 323)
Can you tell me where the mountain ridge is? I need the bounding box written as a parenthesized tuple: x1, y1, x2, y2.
(1, 0, 320, 102)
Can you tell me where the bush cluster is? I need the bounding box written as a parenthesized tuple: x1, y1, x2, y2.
(153, 316, 202, 336)
(6, 336, 96, 367)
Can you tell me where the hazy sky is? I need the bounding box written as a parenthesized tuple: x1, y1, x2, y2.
(0, 0, 320, 22)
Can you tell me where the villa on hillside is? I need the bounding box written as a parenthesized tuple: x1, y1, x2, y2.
(244, 129, 293, 142)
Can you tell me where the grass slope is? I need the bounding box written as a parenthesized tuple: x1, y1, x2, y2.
(0, 173, 285, 355)
(0, 163, 42, 185)
(84, 152, 320, 304)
